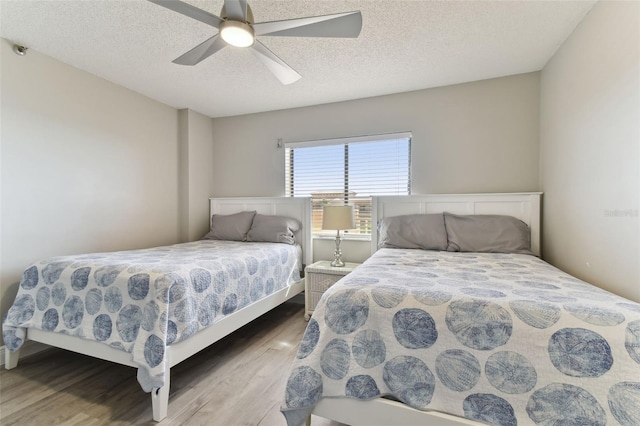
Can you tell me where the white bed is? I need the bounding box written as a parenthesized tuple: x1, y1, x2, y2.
(307, 193, 540, 426)
(4, 196, 312, 422)
(287, 193, 639, 426)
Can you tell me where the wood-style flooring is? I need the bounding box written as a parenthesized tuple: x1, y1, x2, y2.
(0, 300, 343, 426)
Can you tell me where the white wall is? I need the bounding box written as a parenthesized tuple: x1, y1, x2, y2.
(211, 72, 541, 262)
(0, 39, 181, 344)
(540, 0, 639, 302)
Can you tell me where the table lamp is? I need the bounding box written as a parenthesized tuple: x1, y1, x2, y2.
(322, 205, 355, 267)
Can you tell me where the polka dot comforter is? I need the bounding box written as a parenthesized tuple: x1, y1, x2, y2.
(281, 249, 640, 426)
(3, 240, 301, 392)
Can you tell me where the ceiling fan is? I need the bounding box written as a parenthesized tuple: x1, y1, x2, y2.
(147, 0, 363, 85)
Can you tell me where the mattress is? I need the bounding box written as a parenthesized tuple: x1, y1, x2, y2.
(281, 248, 640, 426)
(3, 239, 302, 392)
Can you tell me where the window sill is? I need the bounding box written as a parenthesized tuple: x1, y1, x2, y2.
(313, 234, 372, 242)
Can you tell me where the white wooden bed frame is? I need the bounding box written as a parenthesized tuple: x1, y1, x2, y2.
(5, 196, 312, 422)
(310, 192, 542, 426)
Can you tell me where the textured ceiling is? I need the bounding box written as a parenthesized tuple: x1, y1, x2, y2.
(1, 0, 595, 118)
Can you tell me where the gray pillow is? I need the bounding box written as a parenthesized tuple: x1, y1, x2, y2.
(378, 214, 448, 251)
(203, 211, 256, 241)
(247, 214, 302, 245)
(444, 212, 533, 255)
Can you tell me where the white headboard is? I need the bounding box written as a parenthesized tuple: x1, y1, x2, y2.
(209, 197, 313, 266)
(372, 193, 542, 256)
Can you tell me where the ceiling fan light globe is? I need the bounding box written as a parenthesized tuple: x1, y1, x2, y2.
(220, 20, 255, 47)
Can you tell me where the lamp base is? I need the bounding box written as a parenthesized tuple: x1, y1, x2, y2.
(330, 258, 346, 268)
(331, 231, 345, 267)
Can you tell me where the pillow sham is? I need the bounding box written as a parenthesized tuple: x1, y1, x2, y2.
(246, 214, 302, 245)
(202, 211, 256, 242)
(443, 212, 533, 255)
(378, 213, 448, 251)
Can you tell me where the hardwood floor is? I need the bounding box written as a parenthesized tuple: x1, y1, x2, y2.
(0, 301, 344, 426)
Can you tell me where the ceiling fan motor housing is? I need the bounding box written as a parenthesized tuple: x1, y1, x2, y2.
(220, 4, 254, 23)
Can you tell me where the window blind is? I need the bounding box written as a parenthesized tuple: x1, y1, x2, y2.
(285, 133, 411, 235)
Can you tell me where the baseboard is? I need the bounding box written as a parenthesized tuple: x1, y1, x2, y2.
(1, 341, 50, 367)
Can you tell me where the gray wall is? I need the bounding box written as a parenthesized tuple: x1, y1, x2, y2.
(0, 39, 181, 345)
(540, 0, 639, 302)
(211, 72, 540, 197)
(178, 109, 215, 242)
(210, 72, 541, 262)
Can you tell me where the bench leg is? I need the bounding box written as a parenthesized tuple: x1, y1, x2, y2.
(5, 349, 20, 369)
(151, 372, 170, 422)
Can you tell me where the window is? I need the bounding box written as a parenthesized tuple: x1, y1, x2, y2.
(285, 132, 411, 236)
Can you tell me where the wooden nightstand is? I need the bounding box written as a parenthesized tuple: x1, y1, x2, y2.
(304, 261, 361, 320)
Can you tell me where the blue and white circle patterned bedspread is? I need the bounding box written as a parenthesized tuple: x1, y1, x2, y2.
(281, 249, 640, 426)
(3, 240, 301, 392)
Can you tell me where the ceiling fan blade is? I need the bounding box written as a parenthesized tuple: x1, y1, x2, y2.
(223, 0, 248, 21)
(147, 0, 223, 28)
(253, 11, 362, 38)
(250, 41, 301, 85)
(173, 35, 226, 65)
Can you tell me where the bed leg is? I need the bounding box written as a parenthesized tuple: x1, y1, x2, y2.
(151, 373, 170, 422)
(4, 349, 20, 369)
(305, 415, 311, 426)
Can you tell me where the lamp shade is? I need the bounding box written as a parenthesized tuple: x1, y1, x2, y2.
(322, 205, 355, 230)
